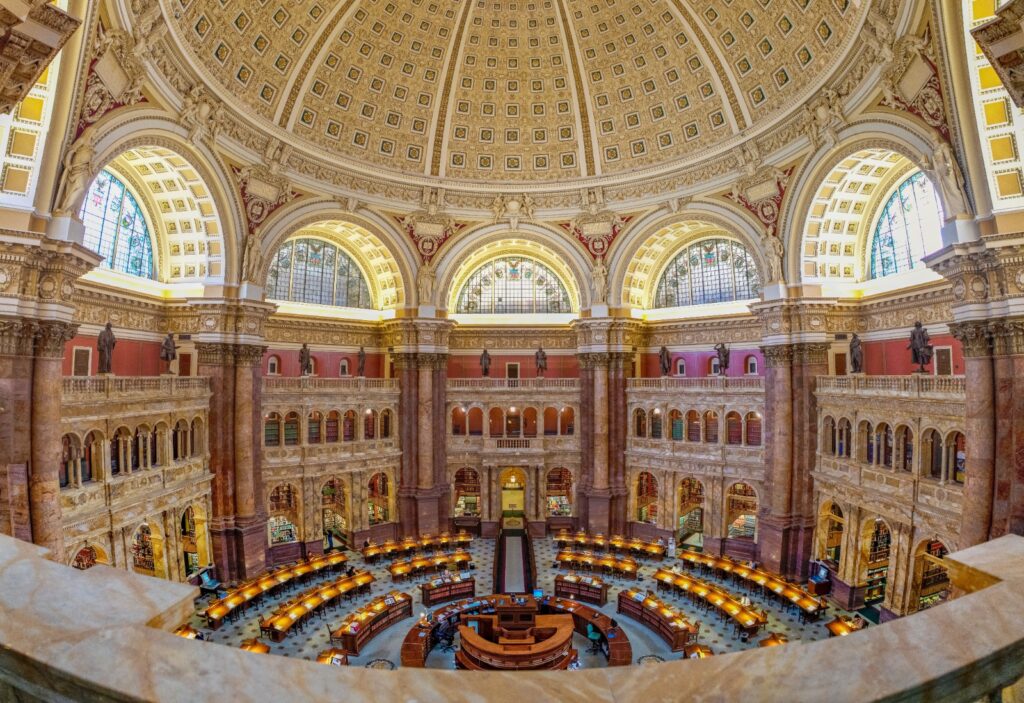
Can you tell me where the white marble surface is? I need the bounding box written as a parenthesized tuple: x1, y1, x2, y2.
(1, 534, 1024, 702)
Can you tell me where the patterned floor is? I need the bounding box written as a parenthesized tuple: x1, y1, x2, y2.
(184, 537, 855, 669)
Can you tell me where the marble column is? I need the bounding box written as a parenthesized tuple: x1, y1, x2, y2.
(29, 321, 76, 561)
(758, 344, 796, 576)
(233, 344, 267, 577)
(581, 354, 611, 532)
(0, 320, 36, 541)
(393, 353, 419, 534)
(415, 354, 440, 534)
(952, 322, 996, 546)
(196, 343, 236, 578)
(608, 352, 629, 534)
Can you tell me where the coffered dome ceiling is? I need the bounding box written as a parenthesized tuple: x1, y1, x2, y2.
(169, 0, 865, 185)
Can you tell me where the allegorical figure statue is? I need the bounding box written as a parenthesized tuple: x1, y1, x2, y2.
(849, 333, 864, 374)
(535, 346, 548, 376)
(714, 343, 730, 374)
(97, 322, 116, 374)
(357, 346, 366, 377)
(659, 346, 671, 376)
(480, 348, 492, 377)
(908, 321, 933, 373)
(299, 343, 313, 376)
(159, 333, 178, 372)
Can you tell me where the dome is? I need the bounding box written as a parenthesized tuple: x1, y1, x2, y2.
(167, 0, 866, 187)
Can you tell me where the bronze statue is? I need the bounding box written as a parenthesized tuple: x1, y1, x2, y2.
(908, 321, 933, 372)
(159, 333, 178, 362)
(849, 333, 864, 374)
(357, 346, 366, 377)
(535, 346, 548, 376)
(714, 343, 730, 374)
(480, 348, 492, 377)
(97, 322, 116, 374)
(299, 343, 313, 376)
(659, 346, 671, 376)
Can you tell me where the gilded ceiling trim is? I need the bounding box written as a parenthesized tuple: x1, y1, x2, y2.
(553, 0, 596, 177)
(276, 0, 359, 129)
(428, 0, 475, 177)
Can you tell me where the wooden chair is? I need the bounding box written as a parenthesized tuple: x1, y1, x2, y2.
(258, 617, 274, 640)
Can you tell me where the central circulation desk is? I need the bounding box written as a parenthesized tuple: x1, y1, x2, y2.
(617, 588, 697, 651)
(329, 591, 412, 655)
(400, 594, 631, 667)
(554, 574, 609, 606)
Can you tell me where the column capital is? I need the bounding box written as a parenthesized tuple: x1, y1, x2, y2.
(759, 344, 794, 368)
(950, 319, 994, 358)
(577, 351, 611, 368)
(33, 320, 77, 359)
(195, 341, 234, 366)
(234, 344, 267, 366)
(0, 318, 38, 357)
(382, 318, 454, 354)
(987, 317, 1024, 356)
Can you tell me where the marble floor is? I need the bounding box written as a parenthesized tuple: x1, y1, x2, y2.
(184, 537, 856, 670)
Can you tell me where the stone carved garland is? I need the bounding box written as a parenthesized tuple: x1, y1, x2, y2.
(725, 166, 795, 240)
(878, 28, 951, 145)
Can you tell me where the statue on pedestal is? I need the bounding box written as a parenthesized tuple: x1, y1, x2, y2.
(97, 322, 116, 374)
(659, 346, 671, 376)
(908, 321, 933, 373)
(159, 333, 179, 374)
(299, 343, 313, 376)
(535, 346, 548, 376)
(849, 333, 864, 374)
(357, 346, 366, 377)
(480, 349, 492, 377)
(714, 343, 730, 374)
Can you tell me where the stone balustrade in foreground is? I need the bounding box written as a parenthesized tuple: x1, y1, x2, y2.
(0, 533, 1022, 701)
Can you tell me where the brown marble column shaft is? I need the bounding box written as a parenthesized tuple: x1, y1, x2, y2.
(608, 353, 629, 534)
(196, 343, 237, 578)
(758, 344, 795, 576)
(953, 322, 995, 546)
(0, 320, 36, 541)
(417, 362, 434, 490)
(232, 344, 267, 577)
(592, 358, 609, 491)
(393, 353, 419, 534)
(29, 321, 76, 561)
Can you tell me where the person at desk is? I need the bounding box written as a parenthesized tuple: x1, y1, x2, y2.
(849, 614, 867, 630)
(363, 539, 371, 549)
(739, 594, 752, 608)
(346, 565, 356, 578)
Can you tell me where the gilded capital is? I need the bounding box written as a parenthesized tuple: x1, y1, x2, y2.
(950, 320, 994, 358)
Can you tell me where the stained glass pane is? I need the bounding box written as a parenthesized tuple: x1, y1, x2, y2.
(653, 238, 760, 308)
(869, 172, 944, 280)
(265, 237, 374, 309)
(79, 170, 155, 279)
(455, 256, 571, 314)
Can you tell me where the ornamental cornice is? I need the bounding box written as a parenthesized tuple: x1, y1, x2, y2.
(448, 327, 576, 352)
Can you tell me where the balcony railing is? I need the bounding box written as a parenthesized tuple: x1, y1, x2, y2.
(816, 375, 966, 398)
(627, 377, 765, 391)
(447, 378, 580, 390)
(62, 376, 209, 397)
(262, 377, 399, 392)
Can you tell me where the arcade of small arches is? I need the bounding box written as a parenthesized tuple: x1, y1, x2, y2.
(450, 406, 576, 438)
(630, 408, 763, 446)
(263, 408, 396, 446)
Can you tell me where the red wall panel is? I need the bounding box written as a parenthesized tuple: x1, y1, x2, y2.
(62, 335, 164, 377)
(262, 349, 386, 378)
(860, 335, 963, 375)
(639, 349, 765, 378)
(446, 353, 579, 378)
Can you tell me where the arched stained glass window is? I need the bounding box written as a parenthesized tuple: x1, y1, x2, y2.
(455, 256, 572, 314)
(79, 170, 155, 279)
(265, 238, 374, 309)
(653, 238, 760, 308)
(869, 172, 944, 280)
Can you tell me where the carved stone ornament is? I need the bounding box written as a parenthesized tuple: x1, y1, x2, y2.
(178, 84, 229, 146)
(877, 27, 951, 145)
(398, 188, 461, 263)
(0, 2, 80, 115)
(564, 189, 630, 259)
(76, 24, 149, 138)
(233, 160, 299, 236)
(971, 0, 1024, 109)
(726, 166, 794, 239)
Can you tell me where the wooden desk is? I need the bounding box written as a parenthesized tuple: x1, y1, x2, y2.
(678, 550, 824, 620)
(617, 589, 697, 651)
(362, 532, 473, 561)
(543, 596, 631, 666)
(330, 591, 412, 655)
(759, 632, 789, 647)
(388, 550, 471, 581)
(555, 550, 638, 579)
(553, 531, 666, 560)
(420, 576, 475, 607)
(262, 571, 375, 642)
(826, 616, 859, 637)
(683, 643, 714, 658)
(203, 552, 349, 629)
(456, 614, 576, 670)
(554, 574, 609, 606)
(315, 648, 350, 666)
(239, 638, 270, 654)
(653, 567, 766, 638)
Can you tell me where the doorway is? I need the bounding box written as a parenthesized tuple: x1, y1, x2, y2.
(500, 468, 527, 514)
(506, 362, 520, 387)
